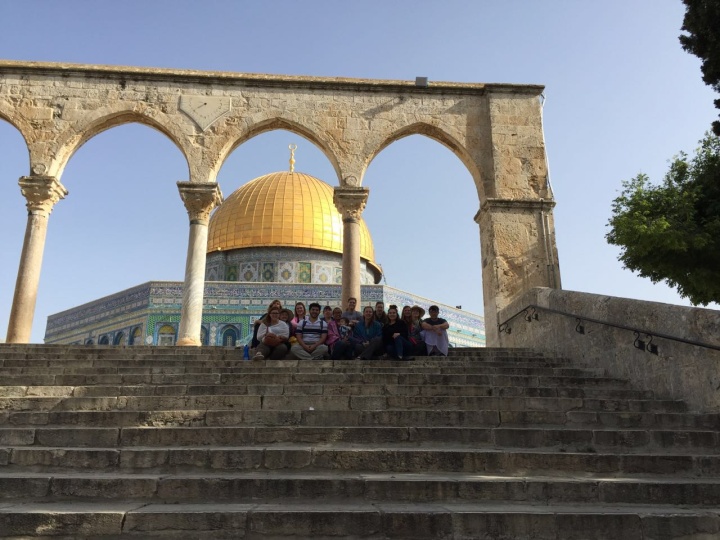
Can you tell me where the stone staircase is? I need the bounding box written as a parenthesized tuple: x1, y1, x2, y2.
(0, 345, 718, 539)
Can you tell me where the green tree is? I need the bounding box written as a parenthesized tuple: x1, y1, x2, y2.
(680, 0, 720, 135)
(606, 133, 720, 305)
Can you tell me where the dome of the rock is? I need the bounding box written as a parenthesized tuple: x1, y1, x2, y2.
(206, 170, 382, 283)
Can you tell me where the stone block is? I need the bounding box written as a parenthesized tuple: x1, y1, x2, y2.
(123, 504, 250, 535)
(249, 506, 382, 538)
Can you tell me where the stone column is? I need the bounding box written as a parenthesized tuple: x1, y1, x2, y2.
(333, 187, 369, 307)
(176, 182, 223, 346)
(475, 198, 561, 346)
(6, 176, 68, 343)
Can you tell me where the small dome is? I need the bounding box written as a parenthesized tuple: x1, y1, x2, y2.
(207, 170, 381, 280)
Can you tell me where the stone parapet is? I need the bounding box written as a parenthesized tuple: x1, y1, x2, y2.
(498, 287, 720, 412)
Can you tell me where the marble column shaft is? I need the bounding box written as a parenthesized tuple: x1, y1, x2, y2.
(176, 182, 223, 346)
(333, 187, 369, 308)
(6, 176, 68, 343)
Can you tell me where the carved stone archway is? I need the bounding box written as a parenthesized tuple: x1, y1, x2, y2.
(0, 61, 560, 345)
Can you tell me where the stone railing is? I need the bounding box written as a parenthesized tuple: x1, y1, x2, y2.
(497, 287, 720, 412)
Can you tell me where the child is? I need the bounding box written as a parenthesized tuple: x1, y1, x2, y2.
(337, 317, 352, 341)
(330, 317, 354, 360)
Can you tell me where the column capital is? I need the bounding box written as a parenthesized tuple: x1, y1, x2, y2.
(177, 182, 223, 224)
(19, 176, 68, 214)
(475, 198, 556, 224)
(333, 187, 369, 223)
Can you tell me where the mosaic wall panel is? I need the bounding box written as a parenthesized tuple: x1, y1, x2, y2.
(261, 262, 275, 282)
(240, 262, 259, 282)
(206, 266, 219, 281)
(312, 264, 333, 284)
(205, 247, 378, 285)
(298, 262, 311, 283)
(278, 261, 295, 283)
(333, 267, 342, 284)
(224, 264, 238, 281)
(45, 282, 152, 336)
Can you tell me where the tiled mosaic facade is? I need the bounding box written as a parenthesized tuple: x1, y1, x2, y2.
(45, 281, 485, 347)
(206, 247, 377, 286)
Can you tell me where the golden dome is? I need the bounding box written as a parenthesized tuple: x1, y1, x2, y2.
(207, 170, 381, 277)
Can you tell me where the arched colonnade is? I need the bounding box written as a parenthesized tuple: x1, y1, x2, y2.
(0, 61, 560, 346)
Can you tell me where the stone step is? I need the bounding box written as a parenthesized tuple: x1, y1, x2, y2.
(0, 500, 718, 539)
(0, 394, 687, 413)
(0, 372, 631, 388)
(0, 355, 559, 365)
(0, 384, 653, 400)
(1, 425, 717, 452)
(0, 366, 608, 381)
(2, 471, 720, 505)
(4, 446, 719, 476)
(6, 408, 716, 430)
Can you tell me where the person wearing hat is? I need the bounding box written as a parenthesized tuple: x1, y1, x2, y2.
(279, 307, 297, 346)
(421, 305, 450, 356)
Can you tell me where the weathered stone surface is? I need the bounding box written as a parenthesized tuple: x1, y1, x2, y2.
(1, 61, 559, 343)
(1, 345, 720, 538)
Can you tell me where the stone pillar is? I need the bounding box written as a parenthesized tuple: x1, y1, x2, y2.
(176, 182, 223, 346)
(333, 187, 369, 307)
(6, 176, 68, 343)
(476, 198, 561, 346)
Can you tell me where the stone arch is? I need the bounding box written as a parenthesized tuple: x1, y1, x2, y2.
(365, 122, 483, 201)
(215, 116, 342, 184)
(113, 331, 126, 346)
(129, 326, 143, 346)
(50, 108, 192, 180)
(0, 110, 31, 173)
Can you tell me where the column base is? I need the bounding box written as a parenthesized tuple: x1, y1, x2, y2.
(176, 337, 201, 347)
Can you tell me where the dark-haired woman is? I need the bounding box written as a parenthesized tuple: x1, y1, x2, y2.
(353, 306, 384, 360)
(381, 306, 414, 361)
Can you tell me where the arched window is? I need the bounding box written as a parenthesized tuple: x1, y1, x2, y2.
(113, 332, 126, 346)
(85, 339, 94, 345)
(129, 326, 143, 346)
(221, 326, 239, 347)
(98, 335, 110, 345)
(157, 324, 176, 346)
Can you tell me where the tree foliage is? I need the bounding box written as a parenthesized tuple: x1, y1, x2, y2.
(606, 133, 720, 305)
(680, 0, 720, 135)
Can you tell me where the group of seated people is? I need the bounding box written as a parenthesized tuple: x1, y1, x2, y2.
(250, 297, 450, 361)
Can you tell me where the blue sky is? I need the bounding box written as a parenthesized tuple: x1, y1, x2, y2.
(0, 1, 717, 342)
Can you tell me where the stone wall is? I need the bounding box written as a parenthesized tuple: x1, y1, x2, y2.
(497, 287, 720, 412)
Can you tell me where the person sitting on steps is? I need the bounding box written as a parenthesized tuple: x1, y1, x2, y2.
(290, 302, 329, 360)
(341, 297, 362, 328)
(381, 305, 414, 361)
(422, 305, 450, 356)
(374, 301, 388, 326)
(253, 305, 290, 360)
(353, 306, 384, 360)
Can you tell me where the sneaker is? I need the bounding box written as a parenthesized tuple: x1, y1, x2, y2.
(252, 352, 264, 361)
